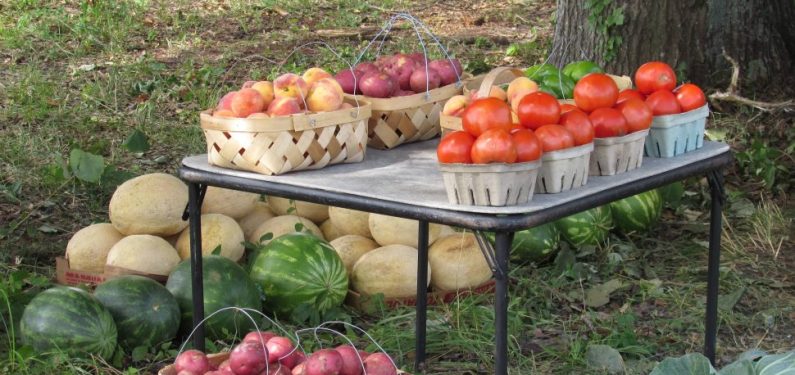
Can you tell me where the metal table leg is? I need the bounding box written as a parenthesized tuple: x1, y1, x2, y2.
(494, 231, 513, 375)
(704, 170, 725, 365)
(415, 220, 430, 372)
(187, 183, 206, 351)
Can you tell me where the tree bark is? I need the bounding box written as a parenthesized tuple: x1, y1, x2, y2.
(550, 0, 795, 96)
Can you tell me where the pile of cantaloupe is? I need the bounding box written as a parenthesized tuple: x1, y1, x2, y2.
(65, 173, 494, 297)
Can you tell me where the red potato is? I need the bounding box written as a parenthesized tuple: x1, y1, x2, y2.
(393, 90, 416, 97)
(292, 363, 306, 375)
(334, 70, 360, 95)
(280, 350, 306, 369)
(429, 60, 460, 86)
(266, 336, 296, 364)
(409, 67, 441, 93)
(384, 65, 414, 91)
(218, 359, 232, 371)
(354, 62, 379, 76)
(230, 341, 269, 375)
(357, 351, 370, 361)
(205, 370, 235, 375)
(264, 364, 293, 375)
(335, 345, 364, 375)
(174, 350, 211, 375)
(304, 349, 344, 375)
(363, 353, 398, 375)
(245, 331, 278, 345)
(359, 72, 396, 98)
(407, 52, 427, 65)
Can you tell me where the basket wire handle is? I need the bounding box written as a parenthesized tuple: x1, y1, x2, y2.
(275, 41, 362, 121)
(474, 67, 526, 100)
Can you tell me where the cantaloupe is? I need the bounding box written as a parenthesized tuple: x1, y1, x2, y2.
(175, 214, 245, 262)
(368, 213, 442, 248)
(428, 233, 492, 292)
(250, 215, 324, 244)
(65, 223, 125, 274)
(238, 201, 276, 240)
(109, 173, 188, 236)
(106, 235, 181, 276)
(320, 219, 345, 242)
(329, 235, 379, 274)
(328, 207, 371, 238)
(201, 186, 260, 219)
(351, 244, 430, 298)
(437, 225, 458, 238)
(268, 197, 329, 224)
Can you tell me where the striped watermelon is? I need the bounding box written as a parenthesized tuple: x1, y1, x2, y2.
(511, 223, 561, 263)
(555, 205, 614, 247)
(249, 232, 348, 318)
(20, 286, 117, 358)
(94, 275, 180, 350)
(166, 255, 262, 340)
(610, 189, 663, 233)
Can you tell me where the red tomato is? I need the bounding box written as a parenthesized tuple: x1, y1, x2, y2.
(616, 89, 645, 105)
(559, 103, 579, 114)
(511, 129, 543, 162)
(615, 98, 653, 133)
(674, 83, 707, 112)
(645, 90, 682, 115)
(534, 124, 575, 152)
(461, 98, 513, 137)
(559, 110, 595, 146)
(589, 108, 628, 138)
(517, 92, 561, 130)
(635, 62, 677, 94)
(437, 131, 475, 164)
(471, 129, 517, 164)
(573, 73, 619, 112)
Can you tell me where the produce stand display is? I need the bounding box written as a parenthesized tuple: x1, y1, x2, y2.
(179, 138, 731, 375)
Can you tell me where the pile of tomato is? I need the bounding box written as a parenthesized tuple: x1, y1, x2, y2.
(632, 61, 707, 114)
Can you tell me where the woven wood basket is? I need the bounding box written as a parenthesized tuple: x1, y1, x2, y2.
(347, 79, 465, 149)
(440, 67, 524, 135)
(200, 98, 371, 175)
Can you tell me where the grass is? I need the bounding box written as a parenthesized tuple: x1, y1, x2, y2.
(1, 0, 794, 374)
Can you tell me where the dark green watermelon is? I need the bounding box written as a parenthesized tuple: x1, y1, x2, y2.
(249, 232, 348, 318)
(166, 255, 262, 340)
(610, 189, 663, 233)
(511, 223, 561, 263)
(555, 205, 614, 247)
(94, 275, 180, 350)
(20, 286, 117, 359)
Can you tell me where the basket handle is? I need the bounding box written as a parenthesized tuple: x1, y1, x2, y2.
(355, 13, 463, 99)
(474, 67, 525, 99)
(275, 41, 363, 120)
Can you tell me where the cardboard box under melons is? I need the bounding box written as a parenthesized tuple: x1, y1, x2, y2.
(345, 279, 496, 315)
(55, 257, 167, 287)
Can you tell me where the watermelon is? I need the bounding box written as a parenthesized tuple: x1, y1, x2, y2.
(94, 275, 180, 350)
(486, 223, 561, 264)
(249, 232, 348, 318)
(20, 286, 117, 358)
(166, 255, 262, 340)
(610, 189, 663, 233)
(555, 205, 614, 247)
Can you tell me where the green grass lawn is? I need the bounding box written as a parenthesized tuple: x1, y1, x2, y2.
(1, 1, 793, 374)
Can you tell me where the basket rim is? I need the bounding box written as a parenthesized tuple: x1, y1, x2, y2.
(541, 142, 594, 161)
(593, 129, 649, 146)
(650, 104, 709, 128)
(438, 159, 541, 173)
(200, 98, 372, 133)
(345, 74, 471, 111)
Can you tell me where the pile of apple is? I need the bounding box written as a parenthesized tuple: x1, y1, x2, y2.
(631, 61, 707, 115)
(334, 53, 462, 98)
(212, 68, 351, 119)
(171, 330, 398, 375)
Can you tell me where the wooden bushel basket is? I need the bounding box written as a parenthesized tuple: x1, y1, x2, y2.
(200, 98, 371, 175)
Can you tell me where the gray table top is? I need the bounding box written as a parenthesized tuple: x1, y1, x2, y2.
(181, 140, 730, 215)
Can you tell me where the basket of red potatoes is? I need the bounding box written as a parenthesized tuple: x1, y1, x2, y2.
(202, 67, 372, 176)
(160, 329, 405, 375)
(631, 61, 709, 157)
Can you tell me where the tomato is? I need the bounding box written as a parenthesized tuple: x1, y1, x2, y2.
(589, 108, 628, 138)
(471, 129, 517, 164)
(461, 98, 513, 137)
(534, 124, 575, 152)
(674, 83, 707, 112)
(573, 73, 619, 112)
(516, 92, 561, 130)
(559, 103, 579, 114)
(511, 129, 543, 162)
(645, 90, 682, 115)
(615, 98, 652, 133)
(634, 61, 677, 94)
(559, 110, 594, 146)
(437, 131, 475, 164)
(616, 89, 645, 105)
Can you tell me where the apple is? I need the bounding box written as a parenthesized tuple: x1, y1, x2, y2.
(251, 81, 275, 107)
(302, 67, 333, 87)
(267, 97, 302, 117)
(442, 95, 469, 116)
(231, 88, 266, 117)
(306, 78, 344, 112)
(273, 73, 309, 102)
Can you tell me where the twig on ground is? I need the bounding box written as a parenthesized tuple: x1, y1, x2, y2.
(708, 50, 794, 112)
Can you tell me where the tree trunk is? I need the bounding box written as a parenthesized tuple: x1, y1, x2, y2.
(550, 0, 795, 96)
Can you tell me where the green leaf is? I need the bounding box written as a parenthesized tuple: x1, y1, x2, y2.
(259, 232, 274, 243)
(294, 223, 304, 232)
(131, 345, 148, 362)
(717, 359, 755, 375)
(755, 351, 795, 375)
(123, 129, 150, 153)
(585, 279, 627, 307)
(211, 245, 222, 255)
(69, 149, 105, 183)
(650, 353, 717, 375)
(585, 344, 625, 374)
